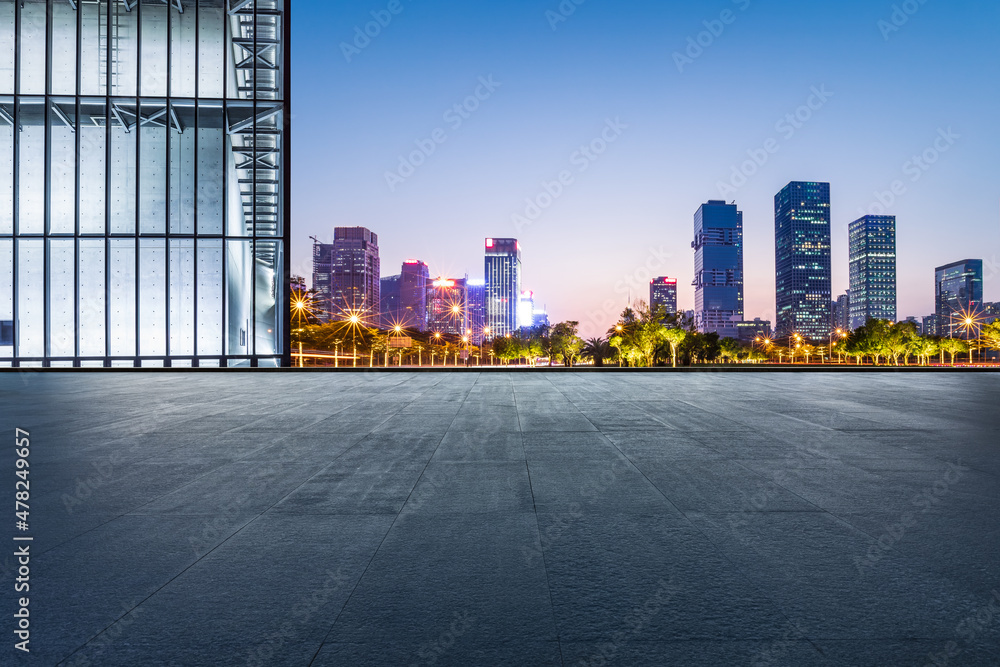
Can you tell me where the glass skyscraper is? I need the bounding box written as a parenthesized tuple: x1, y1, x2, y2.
(649, 277, 678, 316)
(693, 200, 743, 339)
(0, 0, 290, 367)
(774, 181, 831, 340)
(935, 259, 983, 337)
(400, 259, 429, 331)
(848, 215, 896, 330)
(484, 237, 520, 338)
(312, 227, 380, 326)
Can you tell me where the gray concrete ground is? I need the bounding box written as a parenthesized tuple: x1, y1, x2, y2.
(2, 371, 999, 666)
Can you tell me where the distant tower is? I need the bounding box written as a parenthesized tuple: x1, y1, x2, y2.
(774, 182, 831, 340)
(484, 238, 521, 338)
(426, 277, 468, 336)
(649, 277, 678, 316)
(313, 227, 380, 325)
(400, 260, 430, 330)
(849, 216, 896, 329)
(693, 201, 744, 338)
(935, 259, 984, 337)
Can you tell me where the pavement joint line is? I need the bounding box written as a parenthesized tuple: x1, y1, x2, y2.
(305, 372, 476, 666)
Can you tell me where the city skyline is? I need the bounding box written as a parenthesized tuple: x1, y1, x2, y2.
(297, 1, 1000, 338)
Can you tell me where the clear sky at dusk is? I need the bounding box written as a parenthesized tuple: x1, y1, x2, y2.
(292, 0, 1000, 337)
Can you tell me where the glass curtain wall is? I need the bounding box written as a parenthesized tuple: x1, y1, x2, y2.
(0, 0, 289, 367)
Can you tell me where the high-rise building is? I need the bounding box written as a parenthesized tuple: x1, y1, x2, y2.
(379, 275, 402, 330)
(650, 277, 678, 316)
(467, 279, 486, 343)
(736, 319, 772, 343)
(848, 216, 896, 330)
(532, 309, 550, 329)
(313, 227, 380, 325)
(832, 292, 851, 332)
(774, 181, 832, 340)
(518, 290, 535, 330)
(693, 200, 743, 339)
(484, 238, 521, 338)
(935, 259, 983, 337)
(400, 260, 430, 331)
(1, 1, 290, 367)
(923, 314, 942, 337)
(426, 277, 467, 336)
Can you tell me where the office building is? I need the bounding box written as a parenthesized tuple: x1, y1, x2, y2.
(774, 181, 832, 340)
(848, 216, 896, 330)
(832, 292, 851, 332)
(379, 275, 401, 330)
(532, 309, 550, 329)
(736, 319, 772, 343)
(519, 290, 535, 330)
(484, 238, 521, 338)
(313, 227, 380, 325)
(935, 259, 983, 337)
(467, 279, 486, 343)
(923, 314, 942, 337)
(1, 1, 290, 367)
(650, 277, 678, 316)
(400, 260, 429, 330)
(426, 277, 467, 336)
(693, 200, 743, 339)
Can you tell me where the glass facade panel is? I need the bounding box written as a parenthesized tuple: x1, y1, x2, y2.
(50, 100, 77, 235)
(79, 99, 107, 235)
(18, 1, 45, 95)
(138, 238, 165, 356)
(16, 238, 43, 358)
(51, 2, 78, 95)
(48, 239, 74, 358)
(78, 239, 106, 358)
(4, 0, 288, 366)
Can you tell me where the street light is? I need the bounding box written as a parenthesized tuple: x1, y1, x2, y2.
(828, 328, 846, 364)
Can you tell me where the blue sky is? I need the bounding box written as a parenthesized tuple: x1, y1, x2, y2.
(293, 0, 1000, 337)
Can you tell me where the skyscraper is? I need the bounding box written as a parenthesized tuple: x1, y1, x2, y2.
(649, 277, 678, 316)
(693, 200, 743, 339)
(832, 292, 851, 332)
(484, 238, 521, 338)
(935, 259, 984, 336)
(400, 260, 430, 330)
(313, 227, 380, 325)
(518, 290, 535, 330)
(1, 1, 290, 367)
(467, 279, 486, 343)
(774, 182, 832, 340)
(848, 216, 896, 330)
(426, 277, 467, 336)
(379, 275, 402, 329)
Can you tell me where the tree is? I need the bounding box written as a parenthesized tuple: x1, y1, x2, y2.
(909, 336, 938, 367)
(982, 321, 1000, 355)
(582, 337, 612, 367)
(884, 321, 919, 366)
(551, 321, 584, 367)
(662, 328, 687, 368)
(938, 338, 968, 366)
(719, 338, 742, 364)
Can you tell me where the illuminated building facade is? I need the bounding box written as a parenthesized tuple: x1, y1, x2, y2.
(484, 237, 520, 338)
(400, 259, 429, 330)
(935, 259, 983, 337)
(426, 276, 467, 336)
(649, 277, 677, 316)
(313, 227, 379, 326)
(693, 200, 743, 339)
(774, 181, 831, 340)
(467, 278, 485, 343)
(1, 0, 290, 367)
(848, 215, 896, 330)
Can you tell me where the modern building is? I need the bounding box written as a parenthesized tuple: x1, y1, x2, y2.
(467, 279, 486, 343)
(484, 238, 521, 338)
(985, 302, 1000, 325)
(313, 227, 380, 325)
(774, 181, 832, 340)
(379, 275, 402, 330)
(426, 276, 467, 336)
(532, 309, 550, 329)
(650, 277, 678, 316)
(935, 259, 983, 337)
(692, 200, 743, 339)
(902, 316, 921, 332)
(0, 1, 290, 367)
(400, 259, 429, 331)
(832, 292, 851, 332)
(923, 314, 943, 337)
(518, 290, 535, 330)
(736, 319, 772, 343)
(848, 215, 896, 330)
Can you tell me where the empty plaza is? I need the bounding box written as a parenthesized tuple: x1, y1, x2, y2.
(2, 371, 999, 666)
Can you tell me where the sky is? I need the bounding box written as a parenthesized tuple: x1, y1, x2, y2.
(292, 0, 1000, 338)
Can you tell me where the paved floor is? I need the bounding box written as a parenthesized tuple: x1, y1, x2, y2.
(2, 371, 1000, 666)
